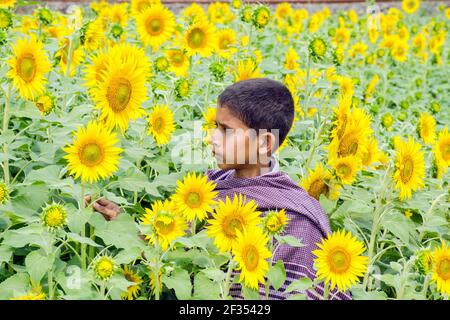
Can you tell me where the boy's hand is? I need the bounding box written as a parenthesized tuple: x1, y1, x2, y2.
(84, 195, 121, 221)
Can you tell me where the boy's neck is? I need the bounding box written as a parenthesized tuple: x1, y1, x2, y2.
(234, 162, 271, 178)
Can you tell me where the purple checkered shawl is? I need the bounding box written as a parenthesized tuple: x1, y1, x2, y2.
(207, 169, 352, 300)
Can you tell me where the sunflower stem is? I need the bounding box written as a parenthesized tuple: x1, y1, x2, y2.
(421, 274, 431, 299)
(2, 83, 11, 185)
(322, 281, 330, 300)
(265, 236, 274, 300)
(223, 256, 235, 299)
(65, 35, 74, 77)
(80, 183, 87, 270)
(191, 217, 197, 236)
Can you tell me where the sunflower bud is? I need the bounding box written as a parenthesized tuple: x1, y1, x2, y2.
(430, 101, 441, 114)
(309, 37, 327, 61)
(415, 249, 434, 275)
(252, 6, 271, 29)
(37, 7, 54, 26)
(263, 209, 289, 235)
(110, 23, 123, 39)
(154, 56, 169, 72)
(92, 256, 116, 281)
(41, 203, 67, 230)
(240, 6, 253, 23)
(209, 61, 225, 82)
(0, 9, 13, 30)
(174, 78, 191, 100)
(35, 93, 55, 115)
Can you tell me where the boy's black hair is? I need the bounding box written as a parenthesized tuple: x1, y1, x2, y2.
(218, 78, 294, 148)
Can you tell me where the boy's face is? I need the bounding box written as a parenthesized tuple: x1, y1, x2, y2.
(209, 106, 271, 170)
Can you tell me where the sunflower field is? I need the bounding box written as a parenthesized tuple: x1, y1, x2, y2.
(0, 0, 449, 301)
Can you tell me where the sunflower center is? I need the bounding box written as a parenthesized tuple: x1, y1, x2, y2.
(155, 217, 176, 235)
(338, 135, 358, 157)
(219, 37, 230, 50)
(146, 17, 164, 36)
(441, 143, 450, 161)
(186, 192, 201, 208)
(106, 77, 132, 112)
(152, 116, 164, 133)
(329, 248, 351, 273)
(437, 258, 450, 280)
(80, 143, 104, 167)
(243, 245, 259, 271)
(400, 156, 414, 183)
(337, 164, 351, 178)
(17, 53, 37, 83)
(188, 28, 206, 48)
(171, 52, 183, 65)
(308, 178, 329, 200)
(223, 216, 244, 238)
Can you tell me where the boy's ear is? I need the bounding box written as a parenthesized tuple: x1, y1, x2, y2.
(258, 132, 276, 156)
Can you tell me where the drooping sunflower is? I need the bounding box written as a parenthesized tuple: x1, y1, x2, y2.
(393, 137, 425, 200)
(183, 19, 216, 57)
(431, 242, 450, 295)
(165, 48, 189, 77)
(34, 93, 55, 115)
(300, 163, 340, 200)
(233, 227, 272, 290)
(171, 172, 218, 222)
(140, 199, 188, 251)
(312, 230, 368, 292)
(7, 35, 51, 100)
(263, 209, 289, 235)
(417, 112, 436, 144)
(63, 121, 123, 184)
(136, 4, 175, 50)
(0, 0, 15, 8)
(434, 127, 450, 168)
(121, 266, 143, 300)
(94, 53, 147, 132)
(402, 0, 420, 14)
(233, 59, 263, 82)
(330, 156, 362, 185)
(147, 104, 176, 145)
(207, 194, 262, 253)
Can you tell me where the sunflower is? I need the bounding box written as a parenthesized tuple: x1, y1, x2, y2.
(301, 163, 340, 200)
(284, 47, 299, 70)
(10, 285, 45, 300)
(263, 209, 289, 235)
(208, 2, 234, 24)
(431, 242, 450, 295)
(391, 40, 409, 62)
(41, 202, 67, 230)
(0, 8, 13, 29)
(7, 35, 51, 100)
(0, 181, 9, 205)
(92, 255, 116, 281)
(136, 4, 175, 50)
(140, 199, 188, 251)
(94, 52, 147, 132)
(207, 194, 262, 253)
(330, 156, 361, 185)
(55, 38, 84, 77)
(109, 43, 152, 74)
(147, 104, 176, 145)
(131, 0, 159, 17)
(121, 266, 143, 300)
(171, 172, 218, 222)
(82, 18, 106, 52)
(415, 249, 434, 275)
(165, 48, 189, 76)
(393, 137, 425, 200)
(233, 59, 263, 82)
(402, 0, 420, 14)
(435, 127, 450, 168)
(338, 76, 355, 98)
(309, 37, 327, 61)
(252, 5, 271, 29)
(361, 137, 382, 168)
(63, 121, 123, 184)
(417, 112, 436, 144)
(108, 3, 128, 27)
(183, 19, 216, 57)
(215, 29, 237, 59)
(83, 49, 109, 98)
(312, 230, 368, 292)
(181, 3, 207, 24)
(233, 227, 272, 290)
(34, 93, 55, 115)
(0, 0, 15, 8)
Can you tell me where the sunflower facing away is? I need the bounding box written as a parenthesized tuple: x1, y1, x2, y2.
(7, 35, 51, 100)
(417, 112, 436, 144)
(393, 136, 425, 200)
(171, 172, 218, 222)
(207, 194, 262, 253)
(147, 104, 176, 145)
(136, 3, 175, 50)
(435, 127, 450, 169)
(63, 121, 123, 183)
(312, 230, 368, 292)
(431, 242, 450, 296)
(233, 226, 272, 290)
(140, 199, 188, 250)
(121, 266, 143, 300)
(94, 51, 147, 132)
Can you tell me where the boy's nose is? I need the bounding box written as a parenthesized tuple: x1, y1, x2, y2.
(209, 128, 222, 147)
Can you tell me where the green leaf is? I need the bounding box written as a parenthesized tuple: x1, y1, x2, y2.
(162, 268, 192, 300)
(193, 273, 221, 300)
(267, 260, 286, 291)
(381, 211, 411, 244)
(200, 268, 226, 282)
(66, 233, 102, 248)
(114, 247, 143, 264)
(25, 249, 50, 284)
(284, 277, 313, 294)
(275, 235, 305, 247)
(241, 285, 260, 300)
(286, 294, 308, 300)
(0, 273, 30, 299)
(0, 246, 13, 265)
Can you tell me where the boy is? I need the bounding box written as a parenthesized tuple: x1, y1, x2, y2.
(87, 78, 351, 300)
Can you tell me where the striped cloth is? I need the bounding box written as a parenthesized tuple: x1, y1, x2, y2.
(206, 169, 352, 300)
